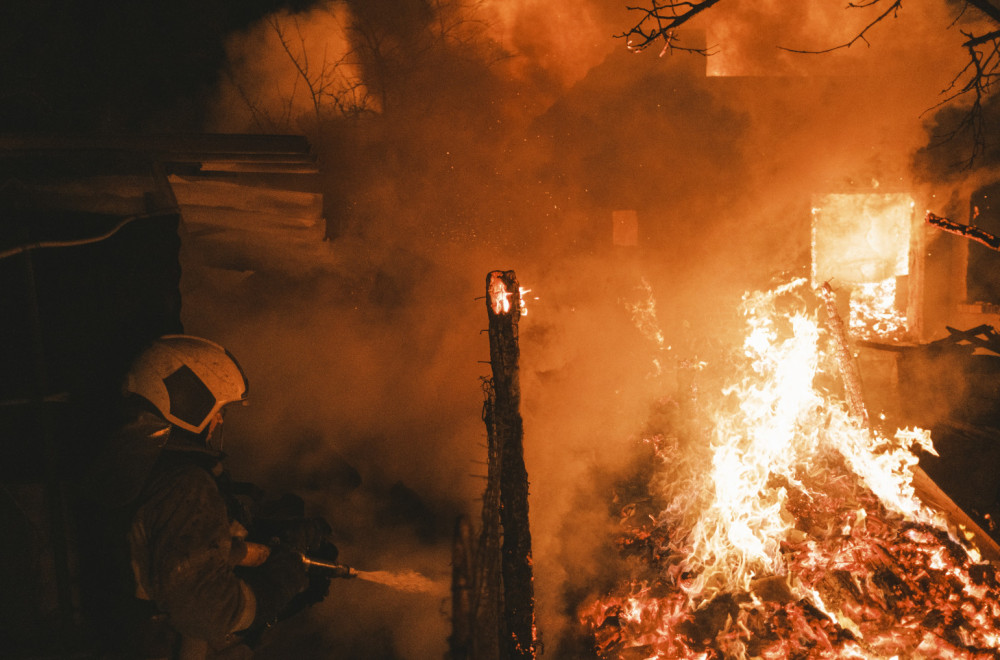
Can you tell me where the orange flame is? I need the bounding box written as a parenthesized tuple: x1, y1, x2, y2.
(849, 278, 907, 341)
(489, 275, 531, 316)
(489, 274, 514, 315)
(581, 279, 997, 659)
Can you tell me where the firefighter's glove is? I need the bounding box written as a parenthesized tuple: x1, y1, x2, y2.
(313, 539, 338, 565)
(302, 540, 338, 603)
(282, 540, 338, 618)
(279, 517, 333, 554)
(245, 545, 310, 627)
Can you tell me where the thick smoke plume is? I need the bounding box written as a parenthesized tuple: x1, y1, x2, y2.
(184, 0, 993, 656)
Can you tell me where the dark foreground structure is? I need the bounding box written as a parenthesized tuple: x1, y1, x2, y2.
(0, 134, 317, 657)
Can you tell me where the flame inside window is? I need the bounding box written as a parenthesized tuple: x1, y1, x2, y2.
(812, 193, 914, 341)
(849, 277, 907, 341)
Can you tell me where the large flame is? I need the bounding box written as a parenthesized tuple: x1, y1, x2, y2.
(581, 279, 998, 659)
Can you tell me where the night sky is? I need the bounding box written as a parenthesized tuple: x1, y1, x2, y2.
(0, 1, 315, 132)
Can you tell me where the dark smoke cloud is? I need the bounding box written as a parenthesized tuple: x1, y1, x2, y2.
(185, 1, 998, 656)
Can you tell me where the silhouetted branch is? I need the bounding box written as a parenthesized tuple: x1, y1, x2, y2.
(268, 16, 327, 122)
(619, 0, 723, 55)
(620, 0, 1000, 166)
(225, 69, 279, 133)
(778, 0, 902, 54)
(923, 25, 1000, 167)
(774, 0, 999, 166)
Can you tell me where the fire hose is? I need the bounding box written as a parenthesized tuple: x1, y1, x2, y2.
(236, 540, 357, 579)
(237, 540, 446, 595)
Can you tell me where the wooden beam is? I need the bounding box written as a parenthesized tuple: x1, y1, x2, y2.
(926, 212, 1000, 251)
(0, 133, 313, 158)
(485, 270, 536, 660)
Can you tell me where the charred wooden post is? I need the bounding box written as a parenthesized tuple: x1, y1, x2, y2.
(485, 270, 536, 660)
(450, 516, 474, 660)
(926, 211, 1000, 251)
(818, 282, 870, 430)
(475, 380, 502, 660)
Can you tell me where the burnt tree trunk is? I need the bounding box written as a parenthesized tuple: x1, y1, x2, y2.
(475, 380, 503, 660)
(485, 270, 535, 660)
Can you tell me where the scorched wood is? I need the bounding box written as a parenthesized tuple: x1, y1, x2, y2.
(485, 270, 536, 660)
(818, 282, 870, 430)
(926, 212, 1000, 251)
(451, 516, 474, 660)
(473, 379, 502, 660)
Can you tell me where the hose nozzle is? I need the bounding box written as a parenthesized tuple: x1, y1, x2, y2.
(299, 553, 357, 579)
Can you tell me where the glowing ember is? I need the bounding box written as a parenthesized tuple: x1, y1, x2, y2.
(519, 287, 532, 316)
(581, 280, 999, 659)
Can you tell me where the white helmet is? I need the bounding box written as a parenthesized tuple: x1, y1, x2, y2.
(123, 335, 249, 434)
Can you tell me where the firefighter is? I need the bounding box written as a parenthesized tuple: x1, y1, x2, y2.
(85, 335, 332, 659)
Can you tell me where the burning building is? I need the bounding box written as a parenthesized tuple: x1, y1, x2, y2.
(567, 125, 1000, 660)
(4, 1, 1000, 659)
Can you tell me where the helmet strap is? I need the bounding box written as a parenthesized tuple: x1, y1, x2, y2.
(206, 411, 225, 451)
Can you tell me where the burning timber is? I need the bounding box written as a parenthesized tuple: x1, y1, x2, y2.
(820, 283, 1000, 563)
(926, 212, 1000, 252)
(579, 280, 1000, 659)
(486, 270, 536, 660)
(450, 271, 536, 660)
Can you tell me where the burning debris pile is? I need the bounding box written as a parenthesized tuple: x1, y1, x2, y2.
(579, 279, 1000, 659)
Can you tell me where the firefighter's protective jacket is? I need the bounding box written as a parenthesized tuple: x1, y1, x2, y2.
(129, 452, 257, 642)
(88, 410, 256, 655)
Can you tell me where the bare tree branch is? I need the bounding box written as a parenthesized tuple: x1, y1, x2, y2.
(268, 16, 323, 121)
(778, 0, 902, 54)
(965, 27, 1000, 48)
(224, 68, 279, 133)
(620, 0, 1000, 167)
(619, 0, 723, 55)
(923, 22, 1000, 166)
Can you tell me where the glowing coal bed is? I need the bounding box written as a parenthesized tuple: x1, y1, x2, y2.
(578, 280, 1000, 659)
